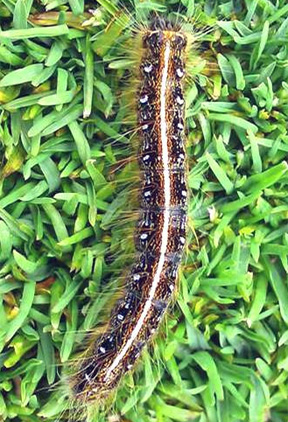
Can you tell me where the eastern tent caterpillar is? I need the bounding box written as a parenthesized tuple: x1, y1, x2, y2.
(69, 16, 191, 406)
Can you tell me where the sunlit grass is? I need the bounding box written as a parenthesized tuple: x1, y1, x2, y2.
(1, 0, 288, 421)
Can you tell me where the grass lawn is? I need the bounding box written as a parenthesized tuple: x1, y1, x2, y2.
(1, 0, 288, 421)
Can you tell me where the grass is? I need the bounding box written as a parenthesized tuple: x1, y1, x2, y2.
(1, 0, 288, 421)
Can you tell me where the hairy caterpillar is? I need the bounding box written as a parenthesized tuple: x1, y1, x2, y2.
(65, 7, 207, 413)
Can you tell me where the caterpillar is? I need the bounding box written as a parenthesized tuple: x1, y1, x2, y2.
(66, 6, 206, 413)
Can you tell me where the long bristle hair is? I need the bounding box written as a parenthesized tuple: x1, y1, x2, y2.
(44, 3, 217, 421)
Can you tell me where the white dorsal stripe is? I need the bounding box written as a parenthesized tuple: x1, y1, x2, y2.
(104, 41, 171, 381)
